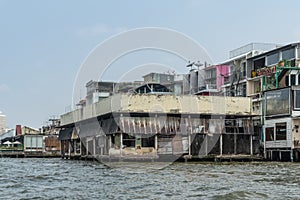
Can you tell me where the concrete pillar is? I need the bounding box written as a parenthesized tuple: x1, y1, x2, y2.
(188, 133, 191, 157)
(79, 141, 82, 156)
(188, 115, 191, 157)
(263, 127, 267, 159)
(120, 132, 123, 155)
(234, 133, 237, 154)
(220, 134, 223, 156)
(205, 135, 208, 156)
(291, 150, 294, 162)
(250, 135, 253, 155)
(61, 141, 64, 158)
(68, 140, 71, 159)
(279, 151, 282, 161)
(86, 140, 89, 156)
(74, 141, 76, 155)
(93, 138, 96, 156)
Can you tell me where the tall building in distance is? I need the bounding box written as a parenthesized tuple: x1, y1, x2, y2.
(0, 111, 7, 134)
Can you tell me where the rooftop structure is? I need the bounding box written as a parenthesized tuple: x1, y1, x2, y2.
(229, 43, 280, 59)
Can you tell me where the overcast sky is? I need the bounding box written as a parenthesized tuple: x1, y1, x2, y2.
(1, 0, 300, 128)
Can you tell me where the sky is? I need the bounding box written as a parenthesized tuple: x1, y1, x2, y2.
(1, 0, 300, 128)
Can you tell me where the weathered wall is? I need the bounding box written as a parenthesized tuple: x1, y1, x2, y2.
(61, 94, 252, 126)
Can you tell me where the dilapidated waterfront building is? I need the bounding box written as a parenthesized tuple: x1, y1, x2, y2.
(59, 93, 256, 161)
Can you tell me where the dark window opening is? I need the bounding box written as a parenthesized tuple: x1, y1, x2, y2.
(285, 76, 289, 86)
(123, 133, 135, 148)
(141, 136, 155, 147)
(291, 74, 296, 86)
(266, 127, 274, 141)
(295, 90, 300, 109)
(254, 58, 266, 71)
(275, 123, 287, 140)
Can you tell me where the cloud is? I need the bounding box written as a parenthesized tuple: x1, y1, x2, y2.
(77, 24, 128, 37)
(0, 84, 10, 93)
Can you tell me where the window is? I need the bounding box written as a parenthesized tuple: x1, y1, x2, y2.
(265, 88, 290, 116)
(295, 90, 300, 110)
(266, 127, 274, 141)
(291, 74, 296, 86)
(206, 68, 216, 79)
(241, 62, 246, 77)
(141, 136, 155, 147)
(254, 58, 265, 71)
(275, 123, 287, 140)
(211, 68, 216, 78)
(122, 133, 135, 147)
(282, 48, 295, 60)
(267, 53, 280, 66)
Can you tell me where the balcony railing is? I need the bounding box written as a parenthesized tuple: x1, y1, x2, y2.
(197, 84, 217, 92)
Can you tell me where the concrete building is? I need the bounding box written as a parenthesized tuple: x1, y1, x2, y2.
(220, 43, 279, 97)
(246, 42, 300, 161)
(143, 72, 184, 95)
(195, 65, 230, 96)
(59, 93, 255, 161)
(84, 80, 144, 106)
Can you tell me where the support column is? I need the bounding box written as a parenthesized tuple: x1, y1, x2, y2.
(120, 132, 123, 155)
(220, 134, 223, 156)
(93, 138, 96, 156)
(86, 140, 89, 156)
(263, 126, 267, 159)
(74, 141, 77, 155)
(188, 133, 191, 157)
(68, 140, 71, 159)
(291, 149, 294, 162)
(79, 140, 82, 156)
(250, 135, 253, 155)
(205, 135, 208, 156)
(279, 151, 282, 161)
(188, 115, 191, 157)
(234, 133, 237, 154)
(270, 150, 272, 161)
(61, 141, 64, 158)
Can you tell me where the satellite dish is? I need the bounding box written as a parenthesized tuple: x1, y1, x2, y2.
(194, 61, 203, 67)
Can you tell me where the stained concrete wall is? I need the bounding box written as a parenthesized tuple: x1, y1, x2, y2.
(61, 94, 252, 126)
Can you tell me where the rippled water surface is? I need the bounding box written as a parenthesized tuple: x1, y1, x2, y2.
(1, 158, 300, 199)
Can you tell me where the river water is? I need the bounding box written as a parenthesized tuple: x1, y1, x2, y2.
(0, 158, 300, 199)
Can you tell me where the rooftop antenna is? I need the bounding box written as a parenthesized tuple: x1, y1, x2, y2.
(186, 61, 203, 71)
(186, 61, 195, 71)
